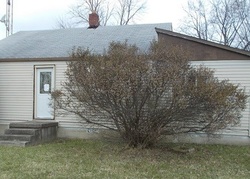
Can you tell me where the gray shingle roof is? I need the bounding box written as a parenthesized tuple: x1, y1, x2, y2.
(0, 23, 172, 59)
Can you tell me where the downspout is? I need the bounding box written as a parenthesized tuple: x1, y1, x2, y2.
(248, 90, 250, 137)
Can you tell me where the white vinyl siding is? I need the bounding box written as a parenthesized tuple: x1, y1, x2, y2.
(0, 62, 33, 123)
(191, 60, 250, 137)
(0, 61, 91, 129)
(1, 60, 250, 138)
(53, 62, 93, 128)
(0, 61, 66, 124)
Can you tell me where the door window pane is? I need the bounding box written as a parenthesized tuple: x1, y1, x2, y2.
(40, 72, 51, 94)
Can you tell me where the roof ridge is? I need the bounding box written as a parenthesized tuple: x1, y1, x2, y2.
(17, 23, 172, 33)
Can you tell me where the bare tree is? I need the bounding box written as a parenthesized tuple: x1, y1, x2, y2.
(68, 0, 113, 26)
(234, 0, 250, 50)
(116, 0, 146, 25)
(56, 0, 146, 28)
(180, 0, 211, 40)
(210, 0, 245, 46)
(52, 41, 247, 148)
(55, 16, 77, 29)
(180, 0, 250, 51)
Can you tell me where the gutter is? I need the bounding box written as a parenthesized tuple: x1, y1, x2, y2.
(0, 57, 71, 62)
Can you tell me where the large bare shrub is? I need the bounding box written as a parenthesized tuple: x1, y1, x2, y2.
(52, 42, 247, 148)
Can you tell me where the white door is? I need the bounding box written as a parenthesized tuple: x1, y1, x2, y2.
(35, 67, 54, 119)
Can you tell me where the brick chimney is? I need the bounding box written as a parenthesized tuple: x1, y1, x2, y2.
(88, 11, 99, 29)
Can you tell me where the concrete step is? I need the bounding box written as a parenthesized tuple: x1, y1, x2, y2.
(0, 121, 58, 147)
(5, 128, 40, 136)
(9, 121, 58, 129)
(0, 134, 35, 142)
(0, 140, 30, 147)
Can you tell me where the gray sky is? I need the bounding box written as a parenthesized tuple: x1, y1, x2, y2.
(0, 0, 187, 40)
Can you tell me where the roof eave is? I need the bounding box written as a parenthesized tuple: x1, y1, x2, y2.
(0, 57, 71, 62)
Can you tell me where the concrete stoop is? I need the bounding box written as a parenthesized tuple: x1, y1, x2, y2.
(0, 121, 58, 147)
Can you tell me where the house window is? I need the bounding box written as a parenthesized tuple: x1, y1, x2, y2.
(188, 71, 197, 86)
(187, 70, 210, 88)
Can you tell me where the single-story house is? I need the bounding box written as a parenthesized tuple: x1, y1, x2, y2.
(0, 15, 250, 144)
(0, 20, 172, 138)
(156, 28, 250, 144)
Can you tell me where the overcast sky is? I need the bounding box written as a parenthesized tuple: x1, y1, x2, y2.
(0, 0, 187, 40)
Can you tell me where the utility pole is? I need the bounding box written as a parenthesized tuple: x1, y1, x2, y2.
(0, 0, 13, 37)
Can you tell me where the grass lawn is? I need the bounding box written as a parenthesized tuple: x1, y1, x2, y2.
(0, 139, 249, 179)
